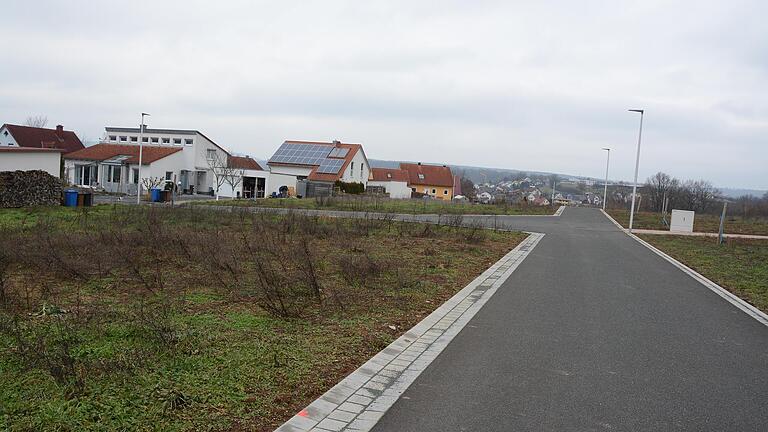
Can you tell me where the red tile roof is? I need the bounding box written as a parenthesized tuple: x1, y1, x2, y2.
(229, 156, 263, 170)
(371, 168, 409, 182)
(400, 163, 454, 187)
(63, 143, 181, 165)
(3, 124, 84, 153)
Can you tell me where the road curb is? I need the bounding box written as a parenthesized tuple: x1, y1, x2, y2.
(275, 232, 545, 432)
(600, 209, 768, 327)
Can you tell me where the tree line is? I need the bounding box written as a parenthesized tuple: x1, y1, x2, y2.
(641, 172, 767, 217)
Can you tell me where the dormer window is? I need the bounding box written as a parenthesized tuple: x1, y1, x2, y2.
(418, 174, 425, 180)
(108, 135, 117, 141)
(151, 137, 159, 143)
(119, 136, 127, 142)
(173, 138, 182, 145)
(162, 138, 170, 144)
(386, 173, 392, 179)
(130, 136, 138, 142)
(184, 139, 193, 146)
(142, 137, 149, 143)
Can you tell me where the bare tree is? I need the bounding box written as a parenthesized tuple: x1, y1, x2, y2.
(25, 115, 48, 128)
(223, 165, 245, 199)
(207, 152, 229, 201)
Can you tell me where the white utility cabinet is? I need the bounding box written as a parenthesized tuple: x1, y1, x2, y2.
(670, 209, 695, 233)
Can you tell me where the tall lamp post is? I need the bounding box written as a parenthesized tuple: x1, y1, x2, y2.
(601, 147, 610, 210)
(628, 109, 644, 232)
(136, 112, 150, 204)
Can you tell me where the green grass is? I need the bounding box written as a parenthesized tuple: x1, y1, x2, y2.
(0, 205, 526, 431)
(195, 196, 556, 216)
(639, 235, 768, 312)
(606, 208, 768, 236)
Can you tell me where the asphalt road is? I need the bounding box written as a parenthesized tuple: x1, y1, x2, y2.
(368, 207, 768, 432)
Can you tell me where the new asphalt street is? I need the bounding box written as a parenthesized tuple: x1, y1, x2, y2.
(367, 207, 768, 431)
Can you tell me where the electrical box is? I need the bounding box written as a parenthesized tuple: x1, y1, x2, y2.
(670, 210, 695, 233)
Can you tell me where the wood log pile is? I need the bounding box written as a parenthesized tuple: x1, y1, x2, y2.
(0, 170, 64, 208)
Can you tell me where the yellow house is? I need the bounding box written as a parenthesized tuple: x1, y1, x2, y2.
(400, 162, 455, 201)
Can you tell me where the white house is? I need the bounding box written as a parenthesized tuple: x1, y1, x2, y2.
(266, 140, 370, 197)
(0, 147, 63, 177)
(1, 123, 85, 177)
(63, 144, 186, 194)
(368, 168, 412, 199)
(93, 127, 231, 195)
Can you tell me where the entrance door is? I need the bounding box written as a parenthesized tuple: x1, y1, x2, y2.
(242, 177, 256, 198)
(256, 177, 266, 198)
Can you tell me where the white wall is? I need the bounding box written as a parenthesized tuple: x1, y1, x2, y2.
(267, 172, 298, 196)
(0, 151, 60, 176)
(268, 165, 313, 177)
(368, 180, 411, 199)
(340, 149, 370, 186)
(0, 126, 19, 147)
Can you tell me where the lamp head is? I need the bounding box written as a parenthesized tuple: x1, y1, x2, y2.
(628, 109, 644, 114)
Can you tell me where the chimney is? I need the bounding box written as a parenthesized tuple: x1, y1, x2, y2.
(56, 125, 63, 133)
(332, 140, 341, 145)
(417, 162, 422, 165)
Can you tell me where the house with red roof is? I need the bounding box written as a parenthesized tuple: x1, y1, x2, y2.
(1, 124, 85, 178)
(64, 126, 267, 198)
(369, 168, 412, 199)
(266, 140, 370, 197)
(400, 162, 455, 200)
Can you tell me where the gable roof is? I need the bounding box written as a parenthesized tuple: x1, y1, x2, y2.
(229, 155, 263, 171)
(400, 163, 454, 187)
(371, 168, 409, 182)
(268, 140, 366, 182)
(63, 144, 182, 165)
(3, 124, 84, 153)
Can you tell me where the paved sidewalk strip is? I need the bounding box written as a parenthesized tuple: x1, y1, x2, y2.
(275, 232, 545, 432)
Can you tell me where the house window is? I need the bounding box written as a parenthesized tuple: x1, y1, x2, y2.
(432, 189, 436, 194)
(133, 168, 139, 184)
(108, 166, 121, 183)
(165, 171, 173, 181)
(119, 136, 128, 142)
(108, 135, 117, 141)
(386, 173, 392, 179)
(3, 131, 8, 136)
(151, 137, 159, 143)
(444, 189, 448, 195)
(130, 136, 138, 142)
(418, 174, 425, 180)
(350, 162, 354, 176)
(206, 149, 216, 160)
(142, 137, 149, 143)
(173, 138, 182, 145)
(162, 138, 170, 144)
(361, 164, 363, 177)
(184, 138, 193, 145)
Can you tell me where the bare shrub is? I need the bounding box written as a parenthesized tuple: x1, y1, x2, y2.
(338, 251, 382, 288)
(462, 220, 486, 244)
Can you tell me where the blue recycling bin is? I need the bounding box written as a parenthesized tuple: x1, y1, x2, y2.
(64, 189, 78, 207)
(150, 188, 162, 202)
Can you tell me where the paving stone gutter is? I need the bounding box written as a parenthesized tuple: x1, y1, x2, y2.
(275, 232, 545, 432)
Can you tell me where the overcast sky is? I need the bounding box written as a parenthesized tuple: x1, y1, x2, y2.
(2, 1, 766, 189)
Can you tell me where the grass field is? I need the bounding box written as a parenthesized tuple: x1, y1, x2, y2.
(606, 208, 768, 236)
(0, 205, 525, 431)
(639, 235, 768, 313)
(196, 196, 556, 216)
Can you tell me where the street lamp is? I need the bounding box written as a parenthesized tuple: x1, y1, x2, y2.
(628, 109, 644, 232)
(601, 147, 610, 211)
(136, 112, 150, 204)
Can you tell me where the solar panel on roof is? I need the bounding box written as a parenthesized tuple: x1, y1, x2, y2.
(316, 158, 344, 174)
(328, 147, 349, 158)
(269, 142, 332, 165)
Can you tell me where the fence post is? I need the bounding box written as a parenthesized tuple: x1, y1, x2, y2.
(718, 202, 728, 245)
